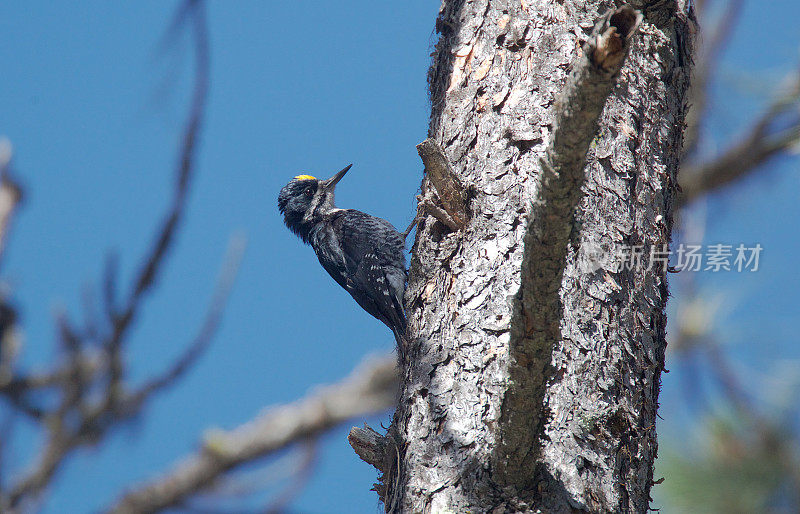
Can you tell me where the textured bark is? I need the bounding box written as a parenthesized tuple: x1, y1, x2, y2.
(390, 1, 693, 513)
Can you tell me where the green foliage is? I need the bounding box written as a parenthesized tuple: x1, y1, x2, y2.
(654, 410, 800, 514)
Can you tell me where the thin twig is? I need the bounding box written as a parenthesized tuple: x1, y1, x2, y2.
(127, 234, 246, 408)
(264, 439, 319, 514)
(103, 0, 210, 395)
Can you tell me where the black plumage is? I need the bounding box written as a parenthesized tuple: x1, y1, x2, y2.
(278, 165, 407, 351)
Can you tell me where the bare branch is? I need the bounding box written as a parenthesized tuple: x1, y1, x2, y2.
(263, 439, 318, 514)
(498, 5, 642, 486)
(419, 197, 462, 232)
(680, 70, 800, 205)
(0, 3, 213, 509)
(103, 251, 120, 322)
(0, 300, 20, 394)
(103, 0, 210, 388)
(126, 234, 246, 408)
(683, 0, 744, 157)
(0, 138, 23, 269)
(416, 138, 467, 230)
(348, 424, 391, 473)
(1, 351, 104, 393)
(0, 411, 14, 492)
(7, 424, 73, 509)
(107, 354, 398, 514)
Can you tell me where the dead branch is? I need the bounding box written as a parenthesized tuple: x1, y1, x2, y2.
(126, 234, 246, 410)
(683, 0, 744, 156)
(542, 5, 642, 177)
(680, 68, 800, 205)
(102, 0, 211, 401)
(0, 2, 217, 510)
(0, 138, 22, 268)
(263, 439, 318, 514)
(106, 354, 398, 514)
(416, 138, 467, 231)
(498, 4, 643, 486)
(348, 424, 391, 473)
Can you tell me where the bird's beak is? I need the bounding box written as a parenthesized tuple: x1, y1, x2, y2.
(323, 164, 352, 190)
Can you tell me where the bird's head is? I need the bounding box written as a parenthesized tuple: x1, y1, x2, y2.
(278, 164, 352, 242)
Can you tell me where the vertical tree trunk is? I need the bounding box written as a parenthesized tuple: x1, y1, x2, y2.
(392, 1, 692, 512)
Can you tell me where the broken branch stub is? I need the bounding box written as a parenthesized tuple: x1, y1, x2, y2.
(416, 138, 467, 230)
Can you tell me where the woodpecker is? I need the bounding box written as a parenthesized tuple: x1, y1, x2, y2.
(278, 165, 408, 352)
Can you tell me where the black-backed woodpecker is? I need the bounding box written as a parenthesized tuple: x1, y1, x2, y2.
(278, 165, 407, 351)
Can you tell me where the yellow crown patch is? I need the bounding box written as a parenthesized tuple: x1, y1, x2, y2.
(294, 174, 316, 181)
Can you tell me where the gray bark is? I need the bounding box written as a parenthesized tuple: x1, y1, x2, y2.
(389, 1, 693, 512)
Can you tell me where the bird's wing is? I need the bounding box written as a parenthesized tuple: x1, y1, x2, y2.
(333, 210, 405, 276)
(309, 219, 350, 292)
(333, 210, 407, 331)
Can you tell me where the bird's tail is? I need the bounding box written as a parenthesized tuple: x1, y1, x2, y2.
(391, 324, 409, 364)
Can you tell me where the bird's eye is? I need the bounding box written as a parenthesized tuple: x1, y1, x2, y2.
(304, 187, 314, 197)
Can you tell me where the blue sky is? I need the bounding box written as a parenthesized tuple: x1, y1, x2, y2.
(1, 1, 799, 513)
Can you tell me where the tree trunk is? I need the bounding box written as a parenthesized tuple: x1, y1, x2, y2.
(389, 1, 692, 512)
